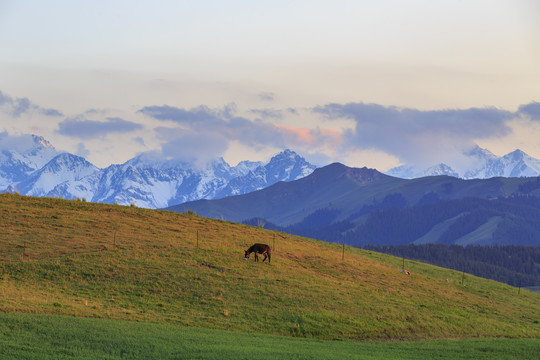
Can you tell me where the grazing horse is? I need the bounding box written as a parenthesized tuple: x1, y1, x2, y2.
(244, 243, 271, 263)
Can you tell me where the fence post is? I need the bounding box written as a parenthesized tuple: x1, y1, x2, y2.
(342, 243, 345, 261)
(21, 242, 26, 261)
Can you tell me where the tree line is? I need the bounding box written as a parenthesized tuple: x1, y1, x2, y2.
(363, 244, 540, 288)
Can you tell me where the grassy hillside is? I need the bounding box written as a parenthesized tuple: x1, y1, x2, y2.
(1, 193, 539, 341)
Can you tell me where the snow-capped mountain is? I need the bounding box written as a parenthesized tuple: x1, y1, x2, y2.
(215, 149, 315, 198)
(387, 146, 540, 179)
(89, 150, 316, 208)
(4, 134, 540, 207)
(264, 149, 315, 181)
(465, 149, 540, 179)
(0, 134, 316, 208)
(19, 153, 100, 196)
(89, 158, 233, 208)
(0, 134, 59, 188)
(386, 163, 459, 179)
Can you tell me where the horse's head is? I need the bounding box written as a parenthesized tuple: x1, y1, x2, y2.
(244, 250, 250, 260)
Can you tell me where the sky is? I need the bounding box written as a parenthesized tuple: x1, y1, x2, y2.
(1, 0, 539, 171)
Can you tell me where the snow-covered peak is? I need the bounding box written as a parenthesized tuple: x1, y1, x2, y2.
(31, 134, 55, 150)
(385, 165, 415, 179)
(232, 160, 264, 177)
(388, 147, 540, 179)
(465, 145, 497, 160)
(265, 149, 316, 181)
(0, 134, 60, 186)
(503, 149, 526, 162)
(20, 153, 100, 196)
(423, 163, 459, 177)
(498, 149, 540, 177)
(207, 157, 233, 180)
(42, 153, 99, 174)
(387, 163, 459, 179)
(210, 157, 230, 170)
(125, 151, 164, 168)
(268, 149, 299, 163)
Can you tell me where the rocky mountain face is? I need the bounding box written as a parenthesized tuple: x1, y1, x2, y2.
(387, 146, 540, 179)
(0, 135, 316, 208)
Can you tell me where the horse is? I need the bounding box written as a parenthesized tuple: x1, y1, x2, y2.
(244, 243, 271, 263)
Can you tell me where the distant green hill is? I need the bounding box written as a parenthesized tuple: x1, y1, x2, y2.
(1, 193, 539, 341)
(167, 163, 540, 246)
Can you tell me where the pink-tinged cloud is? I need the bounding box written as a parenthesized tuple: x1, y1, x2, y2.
(273, 124, 343, 148)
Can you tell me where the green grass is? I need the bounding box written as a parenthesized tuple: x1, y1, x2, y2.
(1, 313, 539, 360)
(1, 193, 539, 346)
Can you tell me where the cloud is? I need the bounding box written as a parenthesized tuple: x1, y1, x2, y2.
(134, 136, 145, 146)
(0, 90, 63, 118)
(155, 127, 229, 168)
(0, 132, 51, 153)
(137, 104, 236, 125)
(140, 103, 276, 146)
(10, 97, 31, 118)
(41, 108, 64, 117)
(140, 103, 344, 166)
(140, 100, 537, 170)
(314, 102, 515, 165)
(57, 116, 143, 139)
(273, 124, 342, 148)
(287, 108, 299, 115)
(258, 92, 275, 102)
(249, 108, 283, 119)
(75, 142, 90, 158)
(518, 102, 540, 120)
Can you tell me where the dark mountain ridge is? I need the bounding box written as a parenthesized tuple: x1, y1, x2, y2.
(167, 163, 399, 225)
(167, 163, 540, 247)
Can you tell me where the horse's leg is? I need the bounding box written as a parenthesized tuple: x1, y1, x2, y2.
(262, 253, 267, 262)
(254, 253, 258, 262)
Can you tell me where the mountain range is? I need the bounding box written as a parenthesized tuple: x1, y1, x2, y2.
(387, 146, 540, 179)
(3, 134, 540, 246)
(167, 163, 540, 246)
(3, 133, 540, 214)
(0, 135, 315, 208)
